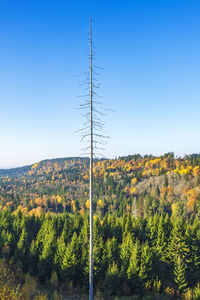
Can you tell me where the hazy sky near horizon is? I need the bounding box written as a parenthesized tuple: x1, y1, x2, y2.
(1, 0, 200, 168)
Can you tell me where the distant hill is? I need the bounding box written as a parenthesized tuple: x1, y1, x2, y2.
(0, 165, 32, 178)
(0, 157, 89, 178)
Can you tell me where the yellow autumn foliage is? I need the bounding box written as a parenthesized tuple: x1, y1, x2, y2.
(186, 188, 199, 210)
(71, 200, 76, 212)
(29, 206, 43, 216)
(79, 207, 85, 216)
(131, 177, 137, 185)
(56, 195, 62, 204)
(179, 169, 190, 175)
(31, 163, 39, 169)
(193, 166, 200, 177)
(85, 199, 90, 209)
(129, 186, 137, 195)
(97, 199, 104, 208)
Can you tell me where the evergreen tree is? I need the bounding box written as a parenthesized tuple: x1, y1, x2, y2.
(61, 232, 81, 285)
(147, 213, 159, 247)
(139, 241, 153, 283)
(127, 239, 141, 294)
(156, 215, 167, 260)
(168, 217, 191, 265)
(120, 232, 134, 275)
(54, 230, 67, 279)
(36, 218, 56, 281)
(93, 233, 105, 283)
(16, 227, 30, 271)
(193, 282, 200, 300)
(124, 213, 133, 236)
(174, 255, 188, 293)
(104, 237, 118, 266)
(189, 223, 200, 285)
(102, 262, 121, 296)
(29, 239, 39, 275)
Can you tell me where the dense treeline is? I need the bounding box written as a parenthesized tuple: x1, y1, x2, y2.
(1, 209, 200, 299)
(1, 153, 200, 219)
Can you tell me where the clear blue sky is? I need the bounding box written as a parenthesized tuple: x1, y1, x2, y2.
(0, 0, 200, 167)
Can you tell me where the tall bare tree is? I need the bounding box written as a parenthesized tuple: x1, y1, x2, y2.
(76, 17, 110, 300)
(89, 15, 94, 300)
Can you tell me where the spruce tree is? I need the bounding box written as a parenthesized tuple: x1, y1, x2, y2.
(104, 237, 118, 266)
(93, 234, 105, 283)
(54, 230, 67, 279)
(174, 255, 188, 293)
(127, 239, 141, 293)
(103, 262, 120, 296)
(139, 241, 153, 283)
(120, 232, 134, 275)
(168, 217, 191, 265)
(156, 215, 167, 260)
(61, 232, 81, 285)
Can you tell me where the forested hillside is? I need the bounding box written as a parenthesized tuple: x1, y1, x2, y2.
(1, 153, 200, 299)
(0, 153, 200, 219)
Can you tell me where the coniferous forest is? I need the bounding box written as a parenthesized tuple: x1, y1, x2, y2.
(1, 153, 200, 299)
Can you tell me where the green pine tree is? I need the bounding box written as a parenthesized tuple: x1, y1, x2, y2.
(139, 241, 153, 282)
(127, 239, 141, 294)
(168, 217, 191, 265)
(120, 232, 134, 275)
(156, 215, 167, 260)
(61, 232, 81, 285)
(174, 255, 188, 293)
